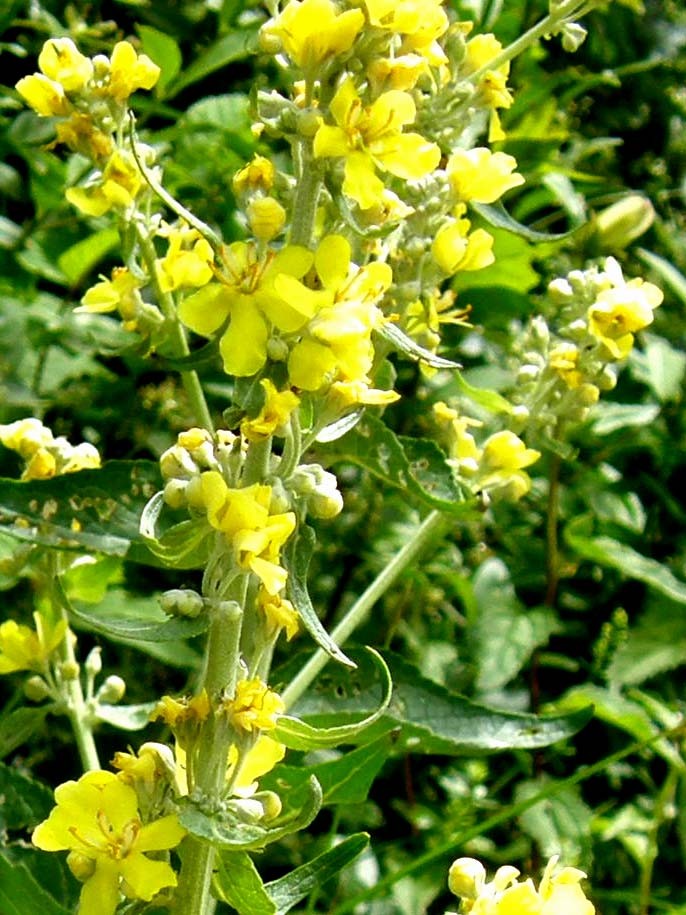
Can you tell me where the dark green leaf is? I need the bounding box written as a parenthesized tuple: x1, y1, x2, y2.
(323, 414, 467, 512)
(0, 762, 53, 831)
(167, 27, 260, 96)
(214, 851, 276, 915)
(0, 706, 52, 760)
(0, 855, 71, 915)
(57, 228, 119, 286)
(137, 25, 183, 96)
(291, 650, 592, 755)
(284, 525, 355, 668)
(69, 602, 208, 642)
(0, 461, 161, 558)
(265, 834, 369, 914)
(471, 201, 582, 242)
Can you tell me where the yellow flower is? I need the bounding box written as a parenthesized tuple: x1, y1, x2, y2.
(257, 588, 300, 641)
(15, 73, 70, 117)
(54, 113, 114, 161)
(37, 38, 93, 93)
(32, 771, 185, 915)
(0, 613, 67, 675)
(0, 419, 100, 480)
(0, 417, 53, 458)
(478, 430, 540, 501)
(364, 0, 449, 66)
(196, 472, 295, 595)
(156, 225, 215, 292)
(66, 149, 144, 217)
(313, 77, 441, 209)
(264, 0, 364, 71)
(287, 234, 394, 395)
(368, 54, 428, 93)
(432, 217, 495, 275)
(233, 155, 275, 194)
(446, 147, 524, 204)
(241, 380, 300, 441)
(463, 34, 513, 141)
(106, 41, 160, 102)
(151, 691, 211, 729)
(228, 735, 285, 789)
(587, 259, 663, 359)
(78, 267, 143, 323)
(222, 678, 285, 734)
(549, 343, 584, 389)
(433, 402, 481, 473)
(179, 242, 315, 377)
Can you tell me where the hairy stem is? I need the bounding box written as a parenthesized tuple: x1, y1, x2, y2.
(289, 137, 323, 249)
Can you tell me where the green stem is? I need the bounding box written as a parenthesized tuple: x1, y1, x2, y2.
(282, 510, 450, 710)
(50, 564, 100, 772)
(468, 0, 599, 84)
(544, 452, 562, 607)
(639, 766, 679, 915)
(289, 137, 323, 249)
(173, 600, 243, 915)
(136, 227, 215, 433)
(330, 724, 686, 914)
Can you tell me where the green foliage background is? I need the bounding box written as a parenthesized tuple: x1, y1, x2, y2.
(1, 0, 686, 912)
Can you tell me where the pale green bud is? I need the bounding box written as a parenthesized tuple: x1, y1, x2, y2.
(595, 195, 655, 250)
(67, 851, 96, 882)
(85, 646, 102, 678)
(561, 21, 587, 53)
(97, 674, 126, 703)
(160, 588, 205, 618)
(163, 479, 189, 509)
(24, 675, 51, 702)
(448, 857, 486, 899)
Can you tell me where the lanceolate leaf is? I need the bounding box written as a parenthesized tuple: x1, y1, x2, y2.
(377, 322, 462, 369)
(265, 834, 369, 914)
(68, 602, 208, 642)
(0, 461, 161, 558)
(275, 649, 392, 750)
(284, 525, 355, 668)
(323, 414, 467, 513)
(289, 650, 592, 754)
(214, 851, 277, 915)
(471, 201, 582, 242)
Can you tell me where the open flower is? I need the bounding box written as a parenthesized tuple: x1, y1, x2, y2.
(222, 678, 285, 734)
(446, 147, 524, 204)
(313, 77, 441, 209)
(587, 258, 663, 359)
(264, 0, 364, 72)
(32, 771, 186, 915)
(0, 613, 67, 675)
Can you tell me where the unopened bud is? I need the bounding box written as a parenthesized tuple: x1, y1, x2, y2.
(67, 851, 96, 882)
(448, 857, 486, 899)
(247, 197, 286, 242)
(163, 479, 189, 509)
(60, 661, 80, 681)
(24, 675, 51, 702)
(160, 588, 205, 618)
(259, 790, 282, 821)
(595, 195, 655, 250)
(85, 646, 102, 678)
(97, 674, 126, 703)
(560, 21, 587, 53)
(296, 109, 322, 137)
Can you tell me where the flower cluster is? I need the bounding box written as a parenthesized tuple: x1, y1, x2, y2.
(0, 612, 66, 675)
(447, 855, 595, 915)
(0, 418, 100, 480)
(511, 257, 663, 434)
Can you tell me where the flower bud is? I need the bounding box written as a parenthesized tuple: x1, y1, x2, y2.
(67, 851, 96, 882)
(85, 646, 102, 678)
(448, 857, 486, 899)
(595, 195, 655, 250)
(160, 588, 205, 618)
(24, 675, 51, 702)
(560, 21, 587, 53)
(247, 197, 286, 242)
(60, 660, 80, 681)
(97, 674, 126, 703)
(163, 479, 189, 509)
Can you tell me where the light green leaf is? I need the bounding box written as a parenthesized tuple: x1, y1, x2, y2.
(608, 599, 686, 686)
(265, 834, 369, 914)
(377, 323, 461, 369)
(214, 851, 276, 915)
(69, 602, 208, 642)
(454, 371, 514, 414)
(275, 649, 392, 750)
(284, 525, 355, 668)
(565, 516, 686, 604)
(57, 228, 119, 286)
(630, 334, 686, 402)
(515, 777, 593, 862)
(95, 702, 156, 730)
(0, 855, 71, 915)
(588, 401, 660, 435)
(471, 200, 582, 242)
(137, 25, 183, 95)
(636, 247, 686, 307)
(323, 414, 467, 512)
(140, 491, 211, 569)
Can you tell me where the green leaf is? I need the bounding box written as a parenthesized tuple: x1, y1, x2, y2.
(608, 599, 686, 687)
(167, 27, 260, 96)
(275, 649, 392, 750)
(137, 25, 183, 95)
(69, 601, 208, 642)
(588, 401, 660, 435)
(471, 201, 582, 242)
(0, 461, 161, 558)
(0, 855, 71, 915)
(95, 702, 156, 730)
(284, 525, 355, 668)
(565, 516, 686, 604)
(139, 491, 211, 569)
(636, 247, 686, 307)
(0, 706, 52, 760)
(630, 334, 686, 402)
(290, 650, 592, 755)
(515, 777, 593, 861)
(323, 414, 467, 513)
(377, 323, 461, 369)
(179, 775, 322, 850)
(0, 762, 53, 831)
(470, 558, 559, 692)
(264, 834, 369, 914)
(57, 228, 119, 286)
(267, 737, 391, 806)
(454, 371, 514, 414)
(214, 851, 276, 915)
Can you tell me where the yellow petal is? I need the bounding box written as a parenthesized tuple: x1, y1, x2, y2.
(314, 124, 351, 159)
(315, 235, 351, 290)
(119, 853, 178, 901)
(343, 152, 385, 209)
(367, 90, 416, 133)
(179, 284, 232, 336)
(373, 132, 440, 180)
(219, 305, 269, 376)
(79, 861, 121, 915)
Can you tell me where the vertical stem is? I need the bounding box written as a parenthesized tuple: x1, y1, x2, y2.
(282, 510, 450, 710)
(544, 453, 562, 608)
(173, 600, 242, 915)
(289, 137, 323, 249)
